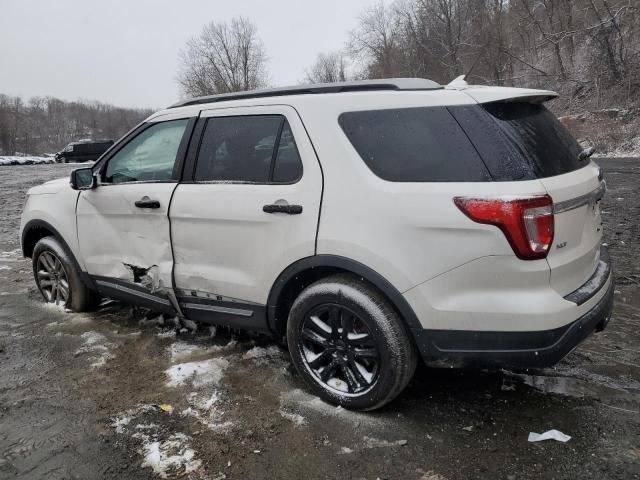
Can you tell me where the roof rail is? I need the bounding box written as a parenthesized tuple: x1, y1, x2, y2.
(169, 78, 442, 108)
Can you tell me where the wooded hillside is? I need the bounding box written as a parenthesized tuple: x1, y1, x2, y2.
(0, 95, 152, 156)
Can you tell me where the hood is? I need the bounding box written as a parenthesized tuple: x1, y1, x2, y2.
(27, 177, 70, 195)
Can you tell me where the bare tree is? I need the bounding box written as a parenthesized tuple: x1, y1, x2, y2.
(177, 17, 269, 97)
(304, 52, 349, 83)
(348, 2, 408, 78)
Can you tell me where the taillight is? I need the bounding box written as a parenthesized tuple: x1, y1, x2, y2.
(454, 195, 554, 260)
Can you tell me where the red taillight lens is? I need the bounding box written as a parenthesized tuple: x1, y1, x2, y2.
(454, 195, 554, 260)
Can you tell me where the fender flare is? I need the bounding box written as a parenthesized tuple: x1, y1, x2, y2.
(266, 254, 423, 333)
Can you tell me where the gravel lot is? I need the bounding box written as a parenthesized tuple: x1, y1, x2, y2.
(0, 160, 638, 480)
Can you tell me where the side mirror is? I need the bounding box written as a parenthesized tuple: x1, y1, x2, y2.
(70, 168, 96, 191)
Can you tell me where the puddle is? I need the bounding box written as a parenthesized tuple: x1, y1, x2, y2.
(519, 374, 622, 398)
(507, 369, 640, 405)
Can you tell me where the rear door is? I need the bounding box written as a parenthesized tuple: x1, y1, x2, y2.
(76, 115, 194, 312)
(170, 105, 323, 329)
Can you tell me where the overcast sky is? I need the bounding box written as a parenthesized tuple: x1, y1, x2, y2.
(0, 0, 387, 109)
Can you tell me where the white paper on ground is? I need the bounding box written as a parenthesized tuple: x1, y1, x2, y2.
(528, 429, 572, 443)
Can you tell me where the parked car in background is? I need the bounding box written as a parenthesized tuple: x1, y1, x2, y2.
(55, 139, 114, 163)
(21, 78, 613, 410)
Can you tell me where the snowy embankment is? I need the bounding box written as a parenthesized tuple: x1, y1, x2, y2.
(0, 155, 56, 166)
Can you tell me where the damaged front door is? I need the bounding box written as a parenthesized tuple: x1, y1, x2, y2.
(76, 116, 193, 312)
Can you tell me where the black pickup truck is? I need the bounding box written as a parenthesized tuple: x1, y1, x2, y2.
(55, 139, 114, 163)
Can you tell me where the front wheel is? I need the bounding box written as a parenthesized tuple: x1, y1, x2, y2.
(287, 274, 417, 411)
(32, 236, 100, 312)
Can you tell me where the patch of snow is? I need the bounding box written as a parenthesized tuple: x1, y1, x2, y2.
(168, 342, 206, 361)
(74, 331, 114, 368)
(242, 345, 283, 364)
(362, 436, 408, 448)
(165, 358, 229, 388)
(112, 415, 133, 434)
(278, 408, 306, 427)
(157, 329, 177, 338)
(279, 389, 385, 426)
(136, 432, 202, 478)
(40, 301, 70, 312)
(0, 265, 11, 271)
(179, 391, 233, 431)
(167, 339, 237, 362)
(339, 447, 353, 454)
(0, 155, 56, 166)
(594, 136, 640, 158)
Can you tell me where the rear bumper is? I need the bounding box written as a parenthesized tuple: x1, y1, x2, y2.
(413, 254, 614, 369)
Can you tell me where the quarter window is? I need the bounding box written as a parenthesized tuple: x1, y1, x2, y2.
(103, 119, 188, 184)
(194, 115, 302, 183)
(339, 107, 490, 182)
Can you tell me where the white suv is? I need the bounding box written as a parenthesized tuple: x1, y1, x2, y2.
(20, 78, 614, 410)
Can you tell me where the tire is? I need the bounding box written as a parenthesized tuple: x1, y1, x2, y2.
(287, 273, 418, 411)
(32, 236, 100, 312)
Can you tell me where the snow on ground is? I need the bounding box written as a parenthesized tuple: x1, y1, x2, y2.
(111, 406, 205, 478)
(362, 435, 408, 448)
(279, 388, 387, 426)
(594, 136, 640, 158)
(278, 408, 307, 427)
(74, 331, 114, 368)
(242, 345, 285, 365)
(165, 358, 229, 388)
(0, 155, 56, 166)
(167, 339, 237, 361)
(0, 249, 23, 260)
(136, 432, 202, 479)
(180, 392, 234, 431)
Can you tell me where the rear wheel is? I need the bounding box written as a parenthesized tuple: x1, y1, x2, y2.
(287, 274, 417, 410)
(32, 236, 100, 312)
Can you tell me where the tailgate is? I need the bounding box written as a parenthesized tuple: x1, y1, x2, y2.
(539, 162, 605, 296)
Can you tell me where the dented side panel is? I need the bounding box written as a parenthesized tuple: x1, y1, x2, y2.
(76, 183, 177, 294)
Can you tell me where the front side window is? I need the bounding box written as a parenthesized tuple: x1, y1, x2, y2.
(103, 119, 188, 184)
(194, 115, 303, 183)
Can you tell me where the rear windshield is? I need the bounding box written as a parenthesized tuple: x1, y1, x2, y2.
(448, 103, 585, 181)
(339, 103, 586, 182)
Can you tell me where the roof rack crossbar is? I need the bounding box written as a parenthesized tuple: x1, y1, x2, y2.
(169, 78, 442, 108)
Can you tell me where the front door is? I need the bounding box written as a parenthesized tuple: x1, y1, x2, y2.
(76, 116, 193, 312)
(170, 105, 323, 330)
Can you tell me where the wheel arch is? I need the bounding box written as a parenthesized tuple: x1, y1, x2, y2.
(21, 219, 96, 290)
(266, 255, 422, 338)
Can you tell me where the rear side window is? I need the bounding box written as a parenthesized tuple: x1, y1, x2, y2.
(338, 107, 490, 182)
(272, 121, 303, 182)
(448, 103, 585, 181)
(195, 115, 303, 183)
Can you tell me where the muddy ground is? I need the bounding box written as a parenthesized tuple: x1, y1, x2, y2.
(0, 160, 638, 480)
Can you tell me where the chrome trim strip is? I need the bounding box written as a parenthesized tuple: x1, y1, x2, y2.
(95, 280, 171, 305)
(564, 246, 611, 306)
(174, 288, 261, 306)
(553, 181, 606, 214)
(181, 302, 254, 317)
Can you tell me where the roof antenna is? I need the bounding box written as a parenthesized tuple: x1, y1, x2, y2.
(448, 75, 468, 87)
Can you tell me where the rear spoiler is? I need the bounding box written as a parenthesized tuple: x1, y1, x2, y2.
(448, 83, 558, 104)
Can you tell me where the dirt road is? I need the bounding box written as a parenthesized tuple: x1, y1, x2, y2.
(1, 160, 638, 480)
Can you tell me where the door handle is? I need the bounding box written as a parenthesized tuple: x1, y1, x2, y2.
(134, 197, 161, 209)
(263, 203, 303, 214)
